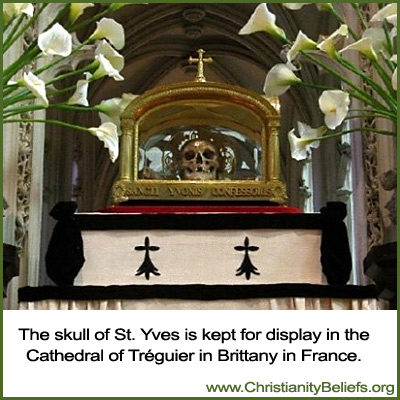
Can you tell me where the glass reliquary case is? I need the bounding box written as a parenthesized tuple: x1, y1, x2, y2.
(111, 52, 287, 205)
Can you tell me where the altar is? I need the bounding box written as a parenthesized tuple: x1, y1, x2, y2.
(19, 205, 384, 311)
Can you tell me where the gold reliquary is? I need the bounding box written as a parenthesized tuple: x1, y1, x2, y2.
(112, 50, 287, 205)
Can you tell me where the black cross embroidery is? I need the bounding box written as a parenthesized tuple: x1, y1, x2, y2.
(234, 237, 260, 280)
(134, 237, 161, 280)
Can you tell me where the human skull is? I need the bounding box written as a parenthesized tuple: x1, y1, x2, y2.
(180, 140, 220, 180)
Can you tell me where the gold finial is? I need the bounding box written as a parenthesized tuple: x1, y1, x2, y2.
(188, 49, 213, 83)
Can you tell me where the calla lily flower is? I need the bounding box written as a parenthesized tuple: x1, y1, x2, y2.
(317, 24, 349, 58)
(92, 54, 124, 81)
(263, 64, 301, 97)
(282, 3, 333, 12)
(88, 122, 119, 162)
(386, 14, 397, 27)
(89, 18, 125, 50)
(370, 4, 397, 23)
(91, 40, 125, 81)
(69, 3, 94, 24)
(239, 4, 286, 40)
(362, 28, 387, 52)
(318, 90, 350, 130)
(23, 72, 48, 107)
(392, 67, 397, 91)
(282, 3, 311, 10)
(98, 93, 138, 133)
(391, 57, 397, 90)
(67, 73, 92, 106)
(95, 40, 124, 72)
(340, 37, 377, 61)
(38, 23, 72, 57)
(287, 31, 317, 67)
(3, 3, 34, 23)
(288, 122, 326, 161)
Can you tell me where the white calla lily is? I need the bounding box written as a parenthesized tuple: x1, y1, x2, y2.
(23, 72, 48, 107)
(95, 40, 124, 72)
(282, 3, 311, 10)
(38, 23, 72, 57)
(362, 28, 387, 52)
(92, 54, 124, 81)
(386, 14, 397, 27)
(91, 40, 125, 81)
(3, 3, 34, 22)
(89, 18, 125, 50)
(287, 31, 317, 66)
(98, 93, 138, 133)
(239, 4, 286, 40)
(340, 37, 377, 61)
(67, 73, 92, 106)
(69, 3, 94, 24)
(263, 64, 301, 97)
(391, 55, 397, 64)
(370, 4, 397, 23)
(392, 67, 397, 91)
(318, 90, 350, 130)
(88, 122, 119, 162)
(317, 24, 349, 58)
(288, 122, 326, 161)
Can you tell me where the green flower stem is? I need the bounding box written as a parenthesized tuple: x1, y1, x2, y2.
(3, 88, 37, 108)
(351, 3, 368, 31)
(371, 59, 397, 96)
(3, 47, 41, 86)
(3, 118, 90, 132)
(4, 103, 99, 119)
(67, 7, 111, 32)
(297, 81, 337, 92)
(4, 68, 94, 109)
(2, 14, 25, 51)
(305, 127, 396, 144)
(338, 57, 397, 111)
(338, 127, 396, 137)
(346, 89, 395, 119)
(3, 92, 30, 109)
(3, 3, 49, 54)
(380, 51, 396, 73)
(46, 63, 95, 86)
(3, 84, 21, 98)
(4, 64, 92, 109)
(35, 39, 92, 78)
(344, 114, 396, 122)
(347, 108, 397, 120)
(3, 105, 46, 118)
(5, 100, 104, 123)
(49, 104, 99, 113)
(303, 52, 394, 114)
(383, 21, 395, 56)
(330, 5, 359, 41)
(3, 14, 19, 32)
(43, 4, 70, 32)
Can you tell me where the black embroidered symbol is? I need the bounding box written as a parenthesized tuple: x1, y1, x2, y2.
(134, 237, 161, 280)
(234, 237, 260, 280)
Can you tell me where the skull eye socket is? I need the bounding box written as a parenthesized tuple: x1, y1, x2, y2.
(184, 150, 195, 161)
(203, 150, 215, 160)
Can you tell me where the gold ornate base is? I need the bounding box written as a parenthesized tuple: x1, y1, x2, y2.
(111, 179, 287, 205)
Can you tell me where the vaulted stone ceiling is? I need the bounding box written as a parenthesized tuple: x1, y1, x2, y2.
(88, 3, 334, 100)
